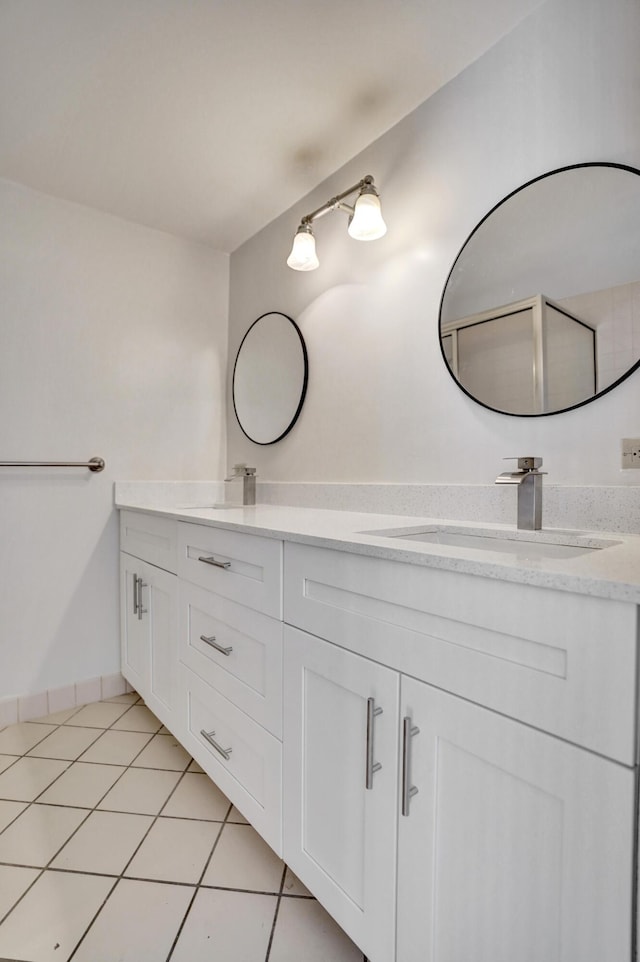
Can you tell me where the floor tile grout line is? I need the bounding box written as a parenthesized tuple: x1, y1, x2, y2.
(164, 801, 236, 962)
(24, 699, 156, 962)
(28, 703, 85, 726)
(0, 694, 175, 942)
(0, 693, 124, 742)
(51, 708, 192, 879)
(0, 867, 45, 928)
(0, 857, 311, 898)
(0, 804, 30, 839)
(69, 699, 163, 740)
(264, 864, 288, 962)
(1, 696, 320, 961)
(0, 721, 67, 767)
(0, 803, 98, 930)
(3, 754, 192, 771)
(0, 694, 103, 736)
(4, 801, 231, 822)
(25, 694, 140, 728)
(65, 761, 194, 962)
(0, 696, 154, 828)
(63, 875, 121, 961)
(25, 726, 108, 765)
(0, 704, 191, 852)
(0, 718, 87, 927)
(0, 801, 96, 928)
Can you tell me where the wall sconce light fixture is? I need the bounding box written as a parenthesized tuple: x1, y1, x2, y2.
(287, 174, 386, 271)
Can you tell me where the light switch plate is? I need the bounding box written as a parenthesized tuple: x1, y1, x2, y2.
(621, 438, 640, 468)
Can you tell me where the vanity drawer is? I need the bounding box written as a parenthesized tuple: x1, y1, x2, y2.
(178, 522, 282, 618)
(283, 542, 638, 765)
(179, 665, 282, 853)
(120, 510, 178, 573)
(178, 581, 283, 737)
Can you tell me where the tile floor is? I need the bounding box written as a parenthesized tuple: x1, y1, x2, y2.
(0, 692, 365, 962)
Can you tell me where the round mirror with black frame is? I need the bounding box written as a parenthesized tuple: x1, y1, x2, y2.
(439, 162, 640, 416)
(232, 311, 308, 445)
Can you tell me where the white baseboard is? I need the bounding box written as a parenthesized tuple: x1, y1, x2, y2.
(0, 672, 131, 728)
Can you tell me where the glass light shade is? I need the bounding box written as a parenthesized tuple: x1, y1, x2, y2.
(287, 228, 319, 270)
(347, 191, 387, 240)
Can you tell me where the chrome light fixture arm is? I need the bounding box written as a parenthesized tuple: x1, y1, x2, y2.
(300, 175, 375, 226)
(287, 174, 386, 271)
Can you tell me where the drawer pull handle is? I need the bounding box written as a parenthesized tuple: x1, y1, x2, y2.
(200, 728, 233, 760)
(198, 555, 231, 570)
(401, 716, 420, 816)
(132, 573, 139, 615)
(200, 634, 233, 657)
(365, 697, 383, 790)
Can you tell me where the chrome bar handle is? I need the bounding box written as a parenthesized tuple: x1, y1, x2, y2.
(198, 555, 231, 570)
(200, 634, 233, 657)
(365, 697, 383, 790)
(132, 573, 139, 616)
(401, 716, 420, 816)
(200, 728, 232, 760)
(136, 576, 147, 621)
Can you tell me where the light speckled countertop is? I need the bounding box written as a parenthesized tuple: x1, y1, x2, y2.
(115, 496, 640, 604)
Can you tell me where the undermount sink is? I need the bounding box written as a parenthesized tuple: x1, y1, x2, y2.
(359, 524, 621, 560)
(175, 503, 239, 510)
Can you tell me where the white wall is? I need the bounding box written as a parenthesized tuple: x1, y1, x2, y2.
(228, 0, 640, 487)
(0, 180, 228, 700)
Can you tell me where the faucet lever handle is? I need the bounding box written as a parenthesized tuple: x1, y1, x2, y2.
(225, 463, 256, 480)
(503, 456, 543, 471)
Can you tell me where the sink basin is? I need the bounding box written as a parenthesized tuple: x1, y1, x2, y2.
(174, 503, 239, 510)
(359, 524, 621, 560)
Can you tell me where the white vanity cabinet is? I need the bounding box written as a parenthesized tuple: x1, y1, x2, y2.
(119, 512, 284, 852)
(119, 512, 179, 730)
(175, 522, 284, 853)
(397, 676, 635, 962)
(282, 540, 638, 962)
(118, 506, 640, 961)
(283, 625, 400, 962)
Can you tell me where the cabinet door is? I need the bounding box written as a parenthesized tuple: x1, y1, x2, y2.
(397, 676, 635, 962)
(120, 552, 149, 694)
(120, 553, 177, 730)
(283, 626, 399, 962)
(144, 561, 178, 729)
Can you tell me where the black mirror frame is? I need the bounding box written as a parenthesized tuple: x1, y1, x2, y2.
(438, 161, 640, 417)
(232, 311, 309, 445)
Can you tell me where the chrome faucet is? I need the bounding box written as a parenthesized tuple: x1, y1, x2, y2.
(495, 457, 546, 530)
(224, 463, 256, 505)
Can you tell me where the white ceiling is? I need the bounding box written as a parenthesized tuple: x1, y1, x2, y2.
(0, 0, 544, 251)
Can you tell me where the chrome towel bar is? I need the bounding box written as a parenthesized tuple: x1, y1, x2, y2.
(0, 456, 105, 472)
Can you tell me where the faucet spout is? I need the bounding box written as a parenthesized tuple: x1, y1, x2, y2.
(495, 472, 528, 484)
(495, 457, 546, 530)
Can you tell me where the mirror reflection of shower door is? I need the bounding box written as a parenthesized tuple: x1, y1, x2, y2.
(457, 309, 536, 415)
(543, 305, 596, 412)
(446, 296, 596, 415)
